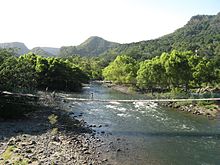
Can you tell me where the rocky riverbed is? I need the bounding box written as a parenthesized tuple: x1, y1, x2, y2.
(0, 105, 124, 165)
(160, 101, 220, 119)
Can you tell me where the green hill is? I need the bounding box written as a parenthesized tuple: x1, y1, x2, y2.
(40, 47, 60, 56)
(0, 42, 29, 56)
(30, 47, 60, 57)
(59, 36, 119, 57)
(101, 12, 220, 61)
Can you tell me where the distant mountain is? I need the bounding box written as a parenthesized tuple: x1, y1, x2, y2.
(40, 47, 60, 56)
(30, 47, 60, 57)
(2, 12, 220, 60)
(0, 42, 29, 55)
(30, 47, 54, 57)
(59, 36, 119, 57)
(101, 12, 220, 61)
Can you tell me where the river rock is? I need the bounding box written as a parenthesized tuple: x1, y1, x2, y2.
(117, 148, 121, 152)
(84, 151, 91, 154)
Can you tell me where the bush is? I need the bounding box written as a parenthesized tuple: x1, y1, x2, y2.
(170, 87, 190, 98)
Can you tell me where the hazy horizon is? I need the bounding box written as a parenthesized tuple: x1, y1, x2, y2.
(0, 0, 220, 49)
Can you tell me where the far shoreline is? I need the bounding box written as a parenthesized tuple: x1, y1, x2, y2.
(98, 81, 220, 119)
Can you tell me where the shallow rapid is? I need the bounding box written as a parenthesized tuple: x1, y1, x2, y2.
(60, 82, 220, 165)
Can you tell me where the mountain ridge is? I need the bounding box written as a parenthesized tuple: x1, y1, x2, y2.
(1, 12, 220, 59)
(59, 36, 119, 57)
(0, 42, 29, 55)
(99, 12, 220, 61)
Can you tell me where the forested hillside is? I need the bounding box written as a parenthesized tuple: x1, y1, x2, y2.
(30, 47, 54, 57)
(0, 12, 219, 93)
(0, 42, 29, 56)
(30, 47, 60, 57)
(101, 12, 220, 61)
(59, 36, 119, 57)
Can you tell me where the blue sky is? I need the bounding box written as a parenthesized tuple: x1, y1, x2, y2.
(0, 0, 219, 48)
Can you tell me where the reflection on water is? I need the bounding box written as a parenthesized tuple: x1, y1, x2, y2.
(60, 82, 220, 165)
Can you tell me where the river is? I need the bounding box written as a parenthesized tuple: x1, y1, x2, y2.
(59, 82, 220, 165)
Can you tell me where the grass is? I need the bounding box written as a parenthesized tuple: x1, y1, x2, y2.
(48, 114, 58, 135)
(2, 146, 15, 160)
(51, 127, 58, 135)
(173, 101, 193, 107)
(14, 160, 28, 165)
(48, 114, 58, 125)
(0, 145, 29, 165)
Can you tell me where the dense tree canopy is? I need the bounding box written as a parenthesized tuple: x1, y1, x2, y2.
(0, 50, 89, 92)
(136, 50, 219, 91)
(102, 55, 138, 84)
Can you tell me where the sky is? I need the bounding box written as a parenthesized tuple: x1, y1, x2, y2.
(0, 0, 220, 49)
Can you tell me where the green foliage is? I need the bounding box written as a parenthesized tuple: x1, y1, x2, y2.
(170, 88, 190, 98)
(137, 56, 167, 90)
(136, 50, 219, 92)
(48, 114, 58, 125)
(100, 13, 220, 64)
(66, 56, 103, 80)
(197, 100, 215, 106)
(164, 50, 193, 90)
(1, 145, 29, 165)
(59, 36, 119, 57)
(102, 55, 138, 84)
(48, 114, 58, 135)
(36, 57, 88, 91)
(0, 56, 37, 91)
(2, 146, 15, 160)
(0, 50, 90, 93)
(0, 49, 14, 64)
(192, 58, 218, 86)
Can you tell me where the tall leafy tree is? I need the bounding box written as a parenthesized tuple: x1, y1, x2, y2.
(164, 50, 193, 91)
(0, 56, 36, 91)
(103, 55, 138, 84)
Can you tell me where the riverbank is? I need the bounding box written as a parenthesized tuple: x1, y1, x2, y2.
(102, 83, 137, 94)
(0, 103, 114, 164)
(160, 101, 219, 119)
(102, 82, 220, 119)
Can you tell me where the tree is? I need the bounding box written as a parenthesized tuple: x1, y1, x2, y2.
(0, 49, 13, 65)
(136, 60, 154, 90)
(164, 50, 193, 91)
(192, 57, 218, 86)
(35, 57, 89, 91)
(102, 55, 138, 84)
(137, 56, 167, 90)
(0, 56, 36, 91)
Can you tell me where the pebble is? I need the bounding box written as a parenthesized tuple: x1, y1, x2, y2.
(84, 151, 91, 154)
(102, 159, 108, 162)
(0, 107, 117, 165)
(117, 148, 121, 152)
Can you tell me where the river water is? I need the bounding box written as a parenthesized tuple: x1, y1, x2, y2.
(60, 82, 220, 165)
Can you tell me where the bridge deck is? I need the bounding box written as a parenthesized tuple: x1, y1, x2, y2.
(63, 97, 220, 103)
(1, 91, 220, 103)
